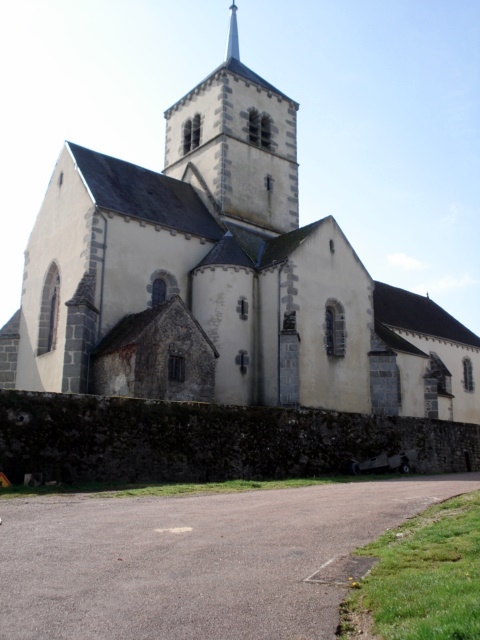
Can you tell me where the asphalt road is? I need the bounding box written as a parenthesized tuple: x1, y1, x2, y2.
(2, 473, 480, 640)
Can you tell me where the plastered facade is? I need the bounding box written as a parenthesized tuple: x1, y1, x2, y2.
(15, 146, 94, 392)
(396, 351, 428, 418)
(290, 219, 373, 413)
(164, 67, 299, 234)
(390, 330, 480, 424)
(192, 265, 255, 405)
(94, 212, 214, 338)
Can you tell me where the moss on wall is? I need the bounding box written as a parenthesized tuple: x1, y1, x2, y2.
(1, 389, 479, 484)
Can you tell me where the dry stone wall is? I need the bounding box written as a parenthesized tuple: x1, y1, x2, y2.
(0, 389, 479, 484)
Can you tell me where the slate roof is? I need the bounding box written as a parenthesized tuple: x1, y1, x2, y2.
(194, 218, 326, 271)
(374, 281, 480, 348)
(67, 142, 223, 241)
(374, 320, 428, 357)
(225, 223, 273, 264)
(0, 309, 21, 337)
(166, 58, 297, 113)
(258, 220, 324, 268)
(221, 57, 296, 103)
(195, 232, 255, 269)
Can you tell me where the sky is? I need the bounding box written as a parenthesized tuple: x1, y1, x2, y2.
(0, 0, 479, 335)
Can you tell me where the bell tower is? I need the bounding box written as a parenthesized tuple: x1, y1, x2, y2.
(163, 3, 299, 235)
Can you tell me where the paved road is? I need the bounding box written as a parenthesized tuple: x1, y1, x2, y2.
(2, 473, 480, 640)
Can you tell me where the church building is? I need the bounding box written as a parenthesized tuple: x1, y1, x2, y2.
(1, 3, 479, 424)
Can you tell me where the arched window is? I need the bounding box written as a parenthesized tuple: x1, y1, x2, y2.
(183, 114, 202, 155)
(37, 262, 61, 355)
(152, 278, 167, 307)
(325, 300, 346, 357)
(248, 110, 272, 150)
(260, 114, 271, 150)
(325, 307, 335, 355)
(248, 109, 259, 145)
(463, 357, 474, 392)
(183, 119, 192, 155)
(147, 269, 180, 308)
(192, 113, 201, 149)
(47, 275, 60, 351)
(429, 352, 452, 395)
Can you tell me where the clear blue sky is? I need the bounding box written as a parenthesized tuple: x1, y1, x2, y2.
(1, 0, 479, 335)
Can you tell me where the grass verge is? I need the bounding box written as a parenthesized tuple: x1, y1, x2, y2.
(339, 490, 480, 639)
(0, 473, 401, 500)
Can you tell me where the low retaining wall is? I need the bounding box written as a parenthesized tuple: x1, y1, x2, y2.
(1, 389, 479, 484)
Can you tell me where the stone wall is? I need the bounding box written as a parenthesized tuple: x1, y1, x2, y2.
(279, 328, 300, 406)
(0, 310, 20, 390)
(1, 389, 479, 485)
(370, 352, 399, 416)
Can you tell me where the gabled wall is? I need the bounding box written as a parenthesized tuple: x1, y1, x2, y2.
(91, 300, 216, 403)
(290, 218, 373, 413)
(390, 330, 480, 424)
(16, 145, 94, 392)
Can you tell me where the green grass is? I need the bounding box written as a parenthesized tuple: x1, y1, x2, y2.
(0, 473, 401, 499)
(340, 490, 480, 639)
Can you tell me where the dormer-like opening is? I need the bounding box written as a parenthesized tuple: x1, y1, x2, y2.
(248, 109, 259, 145)
(183, 114, 202, 155)
(183, 119, 192, 155)
(192, 113, 201, 149)
(260, 115, 271, 150)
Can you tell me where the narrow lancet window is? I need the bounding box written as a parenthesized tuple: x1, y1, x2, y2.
(152, 278, 167, 307)
(248, 109, 259, 145)
(260, 115, 271, 150)
(325, 300, 346, 357)
(183, 114, 202, 155)
(192, 114, 201, 149)
(463, 358, 474, 392)
(37, 263, 61, 355)
(183, 119, 192, 155)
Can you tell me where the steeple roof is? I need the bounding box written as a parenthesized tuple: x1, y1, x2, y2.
(164, 57, 297, 116)
(225, 2, 240, 61)
(165, 4, 298, 115)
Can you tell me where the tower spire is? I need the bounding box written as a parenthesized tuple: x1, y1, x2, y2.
(225, 2, 240, 61)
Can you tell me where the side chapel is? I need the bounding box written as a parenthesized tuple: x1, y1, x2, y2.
(1, 4, 479, 424)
